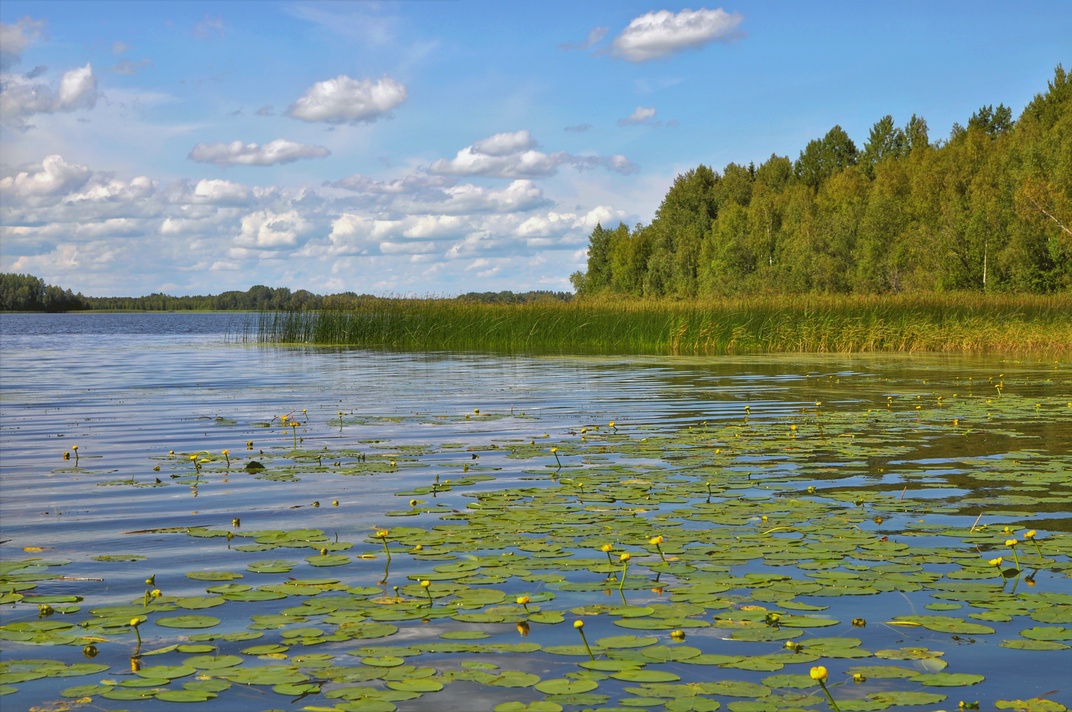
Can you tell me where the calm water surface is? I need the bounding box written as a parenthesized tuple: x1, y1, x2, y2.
(1, 312, 1070, 710)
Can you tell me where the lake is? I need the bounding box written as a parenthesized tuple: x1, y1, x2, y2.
(1, 312, 1070, 711)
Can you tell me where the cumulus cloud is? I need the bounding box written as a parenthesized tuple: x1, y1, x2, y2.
(329, 172, 451, 195)
(473, 130, 536, 156)
(619, 106, 657, 126)
(395, 180, 548, 215)
(0, 17, 46, 70)
(0, 155, 92, 200)
(0, 63, 98, 124)
(66, 175, 155, 203)
(430, 146, 561, 179)
(287, 75, 407, 124)
(188, 139, 331, 166)
(612, 8, 744, 62)
(235, 209, 308, 249)
(192, 178, 251, 204)
(430, 130, 637, 179)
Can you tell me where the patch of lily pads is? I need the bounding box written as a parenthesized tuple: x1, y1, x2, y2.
(5, 372, 1072, 710)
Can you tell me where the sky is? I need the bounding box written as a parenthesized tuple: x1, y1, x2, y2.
(1, 2, 1069, 298)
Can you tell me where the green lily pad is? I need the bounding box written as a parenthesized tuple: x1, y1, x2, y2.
(154, 615, 220, 629)
(909, 672, 985, 687)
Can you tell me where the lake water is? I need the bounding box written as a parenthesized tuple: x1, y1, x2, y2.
(1, 312, 1070, 710)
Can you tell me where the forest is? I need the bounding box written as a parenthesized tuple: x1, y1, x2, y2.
(572, 66, 1071, 297)
(0, 272, 569, 312)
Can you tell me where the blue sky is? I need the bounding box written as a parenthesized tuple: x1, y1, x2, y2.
(1, 2, 1068, 297)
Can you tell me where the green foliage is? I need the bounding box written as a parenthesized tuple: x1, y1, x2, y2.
(256, 292, 1072, 355)
(576, 65, 1071, 298)
(0, 273, 89, 312)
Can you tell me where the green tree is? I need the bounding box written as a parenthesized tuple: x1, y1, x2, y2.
(794, 125, 859, 188)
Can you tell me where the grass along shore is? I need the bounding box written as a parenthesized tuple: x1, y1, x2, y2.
(253, 292, 1072, 356)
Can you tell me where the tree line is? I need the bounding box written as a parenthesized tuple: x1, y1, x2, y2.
(572, 66, 1071, 297)
(0, 273, 91, 312)
(0, 273, 572, 312)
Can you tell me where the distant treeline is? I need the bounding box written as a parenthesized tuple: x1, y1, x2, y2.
(0, 273, 91, 312)
(0, 273, 571, 312)
(572, 65, 1072, 298)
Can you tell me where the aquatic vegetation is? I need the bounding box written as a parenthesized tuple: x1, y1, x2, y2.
(2, 359, 1072, 710)
(253, 292, 1072, 355)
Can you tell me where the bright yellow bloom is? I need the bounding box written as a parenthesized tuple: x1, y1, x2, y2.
(1025, 530, 1037, 540)
(72, 445, 78, 451)
(989, 557, 1003, 566)
(619, 553, 631, 562)
(376, 530, 389, 538)
(649, 536, 664, 546)
(609, 421, 615, 428)
(551, 447, 558, 453)
(130, 617, 141, 627)
(516, 596, 530, 605)
(222, 449, 229, 456)
(150, 589, 161, 598)
(810, 666, 828, 682)
(670, 629, 685, 641)
(600, 544, 613, 553)
(573, 620, 584, 629)
(1006, 539, 1018, 547)
(420, 580, 430, 588)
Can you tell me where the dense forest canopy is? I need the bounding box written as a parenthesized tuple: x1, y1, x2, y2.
(572, 66, 1072, 297)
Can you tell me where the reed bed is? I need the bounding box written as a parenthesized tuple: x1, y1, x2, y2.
(252, 292, 1072, 356)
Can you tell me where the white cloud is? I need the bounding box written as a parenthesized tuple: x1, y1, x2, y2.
(193, 178, 251, 204)
(612, 8, 744, 62)
(188, 139, 331, 166)
(0, 154, 92, 200)
(235, 209, 308, 249)
(0, 63, 97, 124)
(330, 172, 451, 195)
(473, 130, 536, 156)
(402, 214, 466, 239)
(395, 180, 548, 215)
(287, 75, 407, 124)
(0, 17, 46, 70)
(620, 106, 657, 126)
(430, 146, 562, 178)
(66, 175, 155, 203)
(430, 131, 637, 179)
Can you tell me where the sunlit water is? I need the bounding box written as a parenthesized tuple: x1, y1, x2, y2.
(1, 313, 1070, 710)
